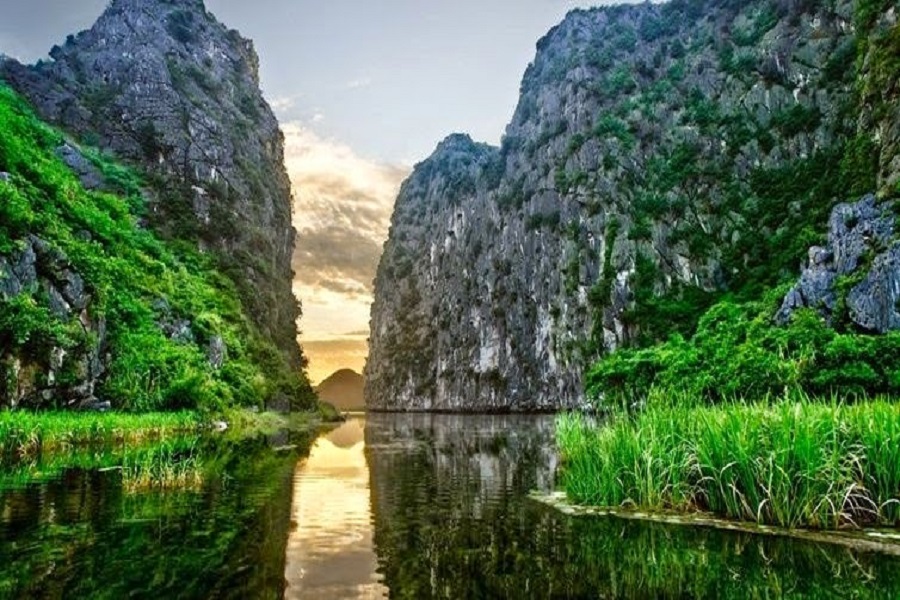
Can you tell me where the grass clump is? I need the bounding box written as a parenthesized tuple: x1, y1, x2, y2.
(558, 392, 900, 529)
(0, 410, 201, 456)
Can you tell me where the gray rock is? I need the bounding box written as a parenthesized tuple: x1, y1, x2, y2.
(55, 144, 104, 190)
(846, 246, 900, 333)
(207, 335, 226, 369)
(366, 0, 894, 412)
(0, 0, 304, 370)
(80, 399, 112, 412)
(0, 237, 107, 408)
(0, 172, 10, 183)
(778, 195, 900, 333)
(161, 319, 195, 344)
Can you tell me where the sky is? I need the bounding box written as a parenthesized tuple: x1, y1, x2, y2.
(1, 0, 635, 384)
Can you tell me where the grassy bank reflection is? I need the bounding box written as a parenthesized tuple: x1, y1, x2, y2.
(364, 413, 900, 598)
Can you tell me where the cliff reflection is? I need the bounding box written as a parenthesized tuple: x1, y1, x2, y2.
(364, 413, 900, 599)
(365, 413, 559, 598)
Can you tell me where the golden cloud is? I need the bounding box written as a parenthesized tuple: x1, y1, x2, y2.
(283, 123, 409, 383)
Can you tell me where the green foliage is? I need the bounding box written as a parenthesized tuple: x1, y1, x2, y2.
(558, 394, 900, 528)
(0, 85, 315, 412)
(718, 44, 757, 77)
(0, 295, 79, 356)
(732, 6, 778, 47)
(860, 16, 900, 124)
(592, 114, 634, 148)
(682, 89, 721, 131)
(166, 10, 197, 45)
(589, 291, 900, 405)
(579, 2, 895, 361)
(854, 0, 895, 28)
(604, 66, 637, 96)
(823, 37, 858, 84)
(553, 168, 588, 193)
(771, 104, 821, 138)
(525, 210, 561, 232)
(566, 132, 586, 156)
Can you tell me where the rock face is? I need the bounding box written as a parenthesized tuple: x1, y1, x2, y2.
(0, 0, 302, 368)
(366, 0, 900, 411)
(0, 235, 106, 408)
(778, 195, 900, 333)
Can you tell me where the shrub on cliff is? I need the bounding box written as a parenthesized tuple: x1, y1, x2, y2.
(587, 291, 900, 405)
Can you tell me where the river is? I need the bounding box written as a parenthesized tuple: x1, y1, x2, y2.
(1, 414, 899, 598)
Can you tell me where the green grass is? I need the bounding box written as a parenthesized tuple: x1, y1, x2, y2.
(558, 391, 900, 529)
(0, 405, 334, 457)
(0, 405, 330, 490)
(0, 410, 201, 456)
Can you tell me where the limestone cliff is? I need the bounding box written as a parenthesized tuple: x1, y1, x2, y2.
(366, 0, 899, 411)
(0, 0, 314, 410)
(1, 0, 302, 369)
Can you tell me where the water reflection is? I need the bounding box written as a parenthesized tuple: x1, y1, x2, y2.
(364, 413, 900, 599)
(285, 416, 387, 599)
(0, 434, 311, 599)
(1, 415, 898, 598)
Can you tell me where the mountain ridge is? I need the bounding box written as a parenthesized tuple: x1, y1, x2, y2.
(316, 369, 364, 411)
(0, 0, 304, 372)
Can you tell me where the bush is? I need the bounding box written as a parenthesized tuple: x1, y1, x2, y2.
(588, 294, 900, 405)
(166, 10, 197, 45)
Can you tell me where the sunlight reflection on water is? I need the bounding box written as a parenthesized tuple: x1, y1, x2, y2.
(284, 416, 388, 599)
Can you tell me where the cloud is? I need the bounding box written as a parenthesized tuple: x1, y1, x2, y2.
(283, 123, 409, 375)
(284, 123, 409, 297)
(269, 95, 299, 115)
(345, 76, 373, 90)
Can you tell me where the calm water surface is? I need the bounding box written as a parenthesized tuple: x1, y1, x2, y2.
(1, 414, 900, 598)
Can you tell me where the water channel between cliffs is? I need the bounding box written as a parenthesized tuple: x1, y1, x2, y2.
(2, 414, 900, 598)
(287, 414, 900, 598)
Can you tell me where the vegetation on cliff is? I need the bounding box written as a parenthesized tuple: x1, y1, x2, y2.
(545, 0, 900, 529)
(0, 84, 315, 412)
(0, 0, 304, 372)
(367, 0, 900, 411)
(582, 0, 900, 388)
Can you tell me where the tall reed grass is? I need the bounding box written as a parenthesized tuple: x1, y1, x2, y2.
(0, 411, 201, 457)
(557, 392, 900, 529)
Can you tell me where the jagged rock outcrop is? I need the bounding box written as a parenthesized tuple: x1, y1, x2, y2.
(0, 235, 106, 408)
(366, 0, 899, 411)
(0, 0, 302, 368)
(778, 194, 900, 332)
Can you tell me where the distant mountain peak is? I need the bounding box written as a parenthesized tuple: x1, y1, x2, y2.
(316, 369, 365, 411)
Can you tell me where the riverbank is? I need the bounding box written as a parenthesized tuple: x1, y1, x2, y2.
(0, 404, 341, 457)
(557, 393, 900, 529)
